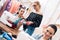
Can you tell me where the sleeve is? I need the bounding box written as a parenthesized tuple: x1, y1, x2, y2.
(0, 11, 12, 27)
(30, 15, 43, 27)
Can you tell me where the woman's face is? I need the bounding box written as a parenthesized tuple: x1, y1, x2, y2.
(33, 2, 40, 11)
(19, 8, 25, 16)
(43, 26, 55, 39)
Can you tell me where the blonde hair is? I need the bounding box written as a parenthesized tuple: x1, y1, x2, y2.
(34, 1, 41, 8)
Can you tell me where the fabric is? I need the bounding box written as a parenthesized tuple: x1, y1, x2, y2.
(23, 12, 43, 30)
(23, 12, 43, 35)
(0, 0, 6, 10)
(14, 18, 22, 25)
(25, 26, 35, 36)
(32, 33, 43, 40)
(0, 32, 12, 40)
(9, 1, 20, 14)
(11, 18, 22, 29)
(0, 0, 8, 16)
(0, 11, 16, 27)
(3, 32, 12, 40)
(15, 31, 35, 40)
(5, 0, 11, 11)
(24, 12, 43, 28)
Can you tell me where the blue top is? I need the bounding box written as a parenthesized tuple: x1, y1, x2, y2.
(14, 18, 22, 25)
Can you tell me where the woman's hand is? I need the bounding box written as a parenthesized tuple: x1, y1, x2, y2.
(26, 21, 33, 25)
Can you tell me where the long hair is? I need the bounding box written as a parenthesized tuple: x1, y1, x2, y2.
(48, 24, 57, 40)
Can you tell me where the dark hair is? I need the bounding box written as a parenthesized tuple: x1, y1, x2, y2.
(19, 5, 26, 10)
(17, 5, 26, 14)
(48, 24, 57, 34)
(48, 24, 57, 40)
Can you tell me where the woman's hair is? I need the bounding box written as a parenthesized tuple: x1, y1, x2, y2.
(34, 1, 41, 8)
(17, 5, 26, 14)
(48, 24, 57, 40)
(19, 5, 26, 10)
(48, 24, 57, 34)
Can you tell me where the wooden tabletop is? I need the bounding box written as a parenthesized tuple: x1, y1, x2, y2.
(0, 22, 19, 35)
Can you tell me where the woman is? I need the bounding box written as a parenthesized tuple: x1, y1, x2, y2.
(14, 7, 25, 29)
(11, 6, 25, 29)
(32, 24, 57, 40)
(0, 7, 25, 39)
(23, 1, 43, 35)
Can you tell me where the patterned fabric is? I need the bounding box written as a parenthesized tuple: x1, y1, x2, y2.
(5, 0, 11, 11)
(0, 32, 12, 40)
(23, 12, 43, 35)
(32, 34, 43, 40)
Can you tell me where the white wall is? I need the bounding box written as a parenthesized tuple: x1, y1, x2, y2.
(39, 0, 60, 27)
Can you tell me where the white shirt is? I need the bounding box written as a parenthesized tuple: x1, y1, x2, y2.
(0, 11, 16, 27)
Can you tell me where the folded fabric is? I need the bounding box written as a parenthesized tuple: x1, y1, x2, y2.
(0, 32, 12, 40)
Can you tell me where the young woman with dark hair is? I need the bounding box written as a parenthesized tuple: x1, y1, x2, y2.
(32, 24, 57, 40)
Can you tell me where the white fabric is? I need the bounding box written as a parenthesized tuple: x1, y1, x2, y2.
(15, 31, 35, 40)
(0, 11, 16, 27)
(0, 0, 6, 10)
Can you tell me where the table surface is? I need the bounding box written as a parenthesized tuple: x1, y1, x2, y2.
(0, 22, 19, 35)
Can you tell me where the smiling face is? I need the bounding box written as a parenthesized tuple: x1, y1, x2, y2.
(18, 8, 25, 16)
(43, 26, 55, 39)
